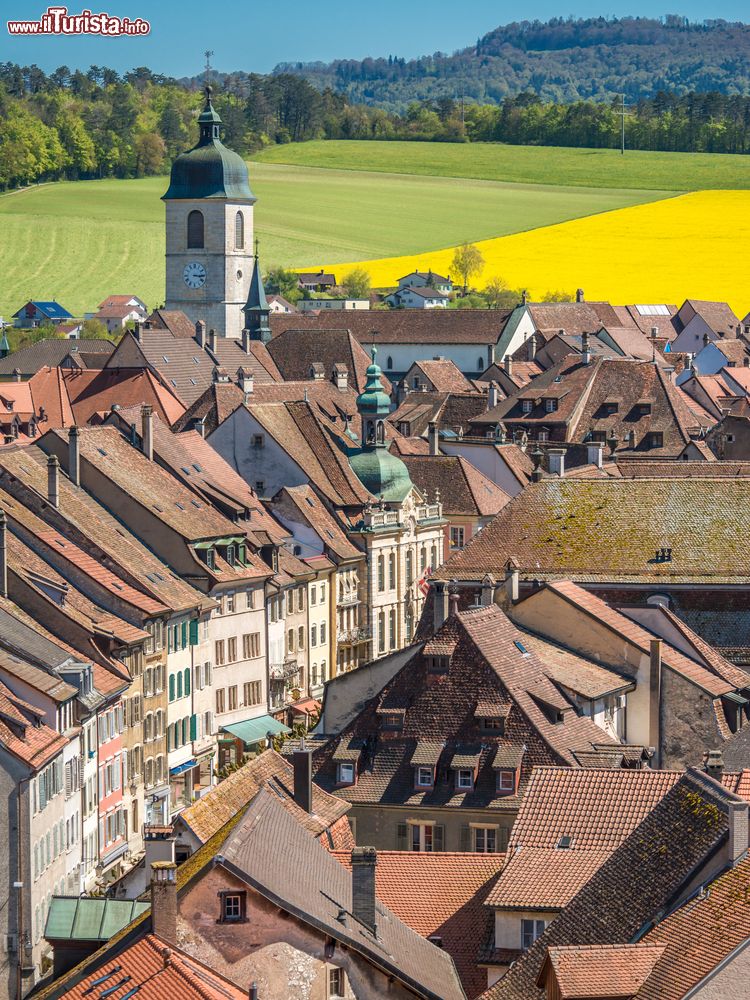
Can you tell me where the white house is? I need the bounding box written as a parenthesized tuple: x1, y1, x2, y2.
(298, 298, 370, 312)
(386, 286, 449, 309)
(398, 270, 453, 295)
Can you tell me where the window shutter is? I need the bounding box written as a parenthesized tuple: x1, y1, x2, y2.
(181, 621, 188, 648)
(434, 825, 445, 852)
(189, 619, 199, 646)
(396, 823, 407, 850)
(460, 824, 471, 852)
(78, 757, 85, 785)
(184, 668, 191, 696)
(499, 827, 510, 852)
(65, 761, 72, 798)
(190, 714, 197, 741)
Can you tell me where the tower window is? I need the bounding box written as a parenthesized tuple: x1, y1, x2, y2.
(187, 210, 204, 249)
(235, 211, 244, 250)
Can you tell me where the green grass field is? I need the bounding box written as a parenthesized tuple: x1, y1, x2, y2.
(0, 153, 675, 320)
(254, 140, 750, 190)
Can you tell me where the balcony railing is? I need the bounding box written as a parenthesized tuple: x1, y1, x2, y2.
(417, 503, 442, 521)
(363, 509, 400, 529)
(337, 591, 360, 606)
(337, 627, 372, 645)
(269, 659, 299, 681)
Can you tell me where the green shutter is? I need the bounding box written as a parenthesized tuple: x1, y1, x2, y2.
(181, 621, 188, 648)
(168, 675, 175, 702)
(190, 714, 197, 741)
(177, 673, 182, 698)
(184, 667, 191, 696)
(189, 619, 199, 646)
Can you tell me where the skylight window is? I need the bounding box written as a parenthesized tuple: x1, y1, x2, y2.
(557, 835, 573, 849)
(181, 466, 191, 475)
(162, 356, 169, 363)
(514, 640, 529, 655)
(97, 448, 107, 457)
(175, 502, 185, 511)
(100, 978, 132, 998)
(84, 968, 122, 993)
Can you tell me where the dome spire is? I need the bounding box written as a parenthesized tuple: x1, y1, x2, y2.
(242, 242, 270, 344)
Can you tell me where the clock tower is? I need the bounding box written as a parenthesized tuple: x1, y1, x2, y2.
(162, 86, 256, 339)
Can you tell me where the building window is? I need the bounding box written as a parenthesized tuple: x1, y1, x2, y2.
(228, 686, 238, 711)
(298, 626, 305, 649)
(388, 553, 396, 589)
(244, 681, 261, 706)
(427, 655, 449, 674)
(521, 919, 546, 950)
(227, 637, 237, 663)
(409, 823, 443, 852)
(473, 826, 498, 853)
(378, 612, 385, 654)
(544, 398, 558, 413)
(521, 399, 533, 414)
(338, 763, 355, 785)
(380, 712, 403, 731)
(287, 628, 295, 654)
(497, 770, 516, 794)
(449, 526, 465, 549)
(415, 766, 433, 787)
(388, 608, 396, 650)
(456, 769, 473, 790)
(386, 356, 393, 370)
(235, 211, 244, 250)
(243, 633, 260, 658)
(215, 639, 225, 666)
(216, 689, 225, 714)
(328, 967, 346, 999)
(311, 625, 318, 647)
(219, 891, 246, 923)
(187, 210, 204, 249)
(405, 550, 413, 585)
(377, 554, 385, 592)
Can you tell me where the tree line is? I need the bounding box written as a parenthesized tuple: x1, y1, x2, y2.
(2, 56, 750, 191)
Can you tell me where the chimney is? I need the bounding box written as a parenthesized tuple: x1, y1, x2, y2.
(195, 320, 206, 348)
(293, 741, 313, 814)
(449, 590, 460, 617)
(208, 328, 217, 354)
(649, 639, 662, 766)
(505, 558, 519, 603)
(480, 574, 495, 607)
(194, 416, 206, 439)
(433, 580, 449, 632)
(548, 448, 565, 477)
(150, 861, 177, 945)
(581, 331, 591, 365)
(576, 288, 585, 303)
(651, 326, 658, 339)
(12, 368, 21, 383)
(503, 355, 513, 377)
(704, 748, 724, 782)
(132, 321, 141, 343)
(587, 441, 604, 468)
(527, 336, 536, 361)
(428, 421, 439, 456)
(531, 446, 543, 482)
(488, 381, 499, 409)
(237, 368, 254, 395)
(0, 508, 7, 598)
(351, 847, 378, 935)
(68, 426, 80, 486)
(241, 328, 251, 353)
(249, 986, 259, 1000)
(728, 800, 749, 866)
(144, 827, 176, 883)
(333, 366, 348, 392)
(47, 454, 60, 509)
(141, 404, 154, 462)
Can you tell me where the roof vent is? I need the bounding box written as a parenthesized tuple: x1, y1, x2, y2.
(557, 835, 573, 849)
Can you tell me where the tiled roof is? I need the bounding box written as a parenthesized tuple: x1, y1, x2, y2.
(271, 308, 510, 345)
(176, 749, 350, 845)
(683, 299, 739, 336)
(206, 337, 282, 384)
(0, 677, 68, 769)
(171, 382, 245, 435)
(275, 484, 362, 560)
(0, 339, 114, 377)
(410, 359, 476, 393)
(437, 477, 750, 586)
(61, 368, 186, 425)
(221, 789, 465, 1000)
(331, 850, 504, 999)
(106, 322, 215, 406)
(59, 934, 248, 1000)
(268, 326, 385, 394)
(621, 304, 678, 340)
(27, 367, 75, 427)
(313, 606, 616, 810)
(491, 847, 612, 910)
(541, 943, 665, 998)
(520, 631, 631, 699)
(481, 769, 736, 1000)
(526, 301, 631, 336)
(389, 391, 491, 437)
(721, 768, 750, 801)
(402, 455, 512, 517)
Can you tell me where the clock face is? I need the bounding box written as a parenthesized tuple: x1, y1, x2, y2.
(183, 262, 207, 289)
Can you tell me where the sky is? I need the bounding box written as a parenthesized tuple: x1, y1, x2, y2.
(4, 0, 749, 77)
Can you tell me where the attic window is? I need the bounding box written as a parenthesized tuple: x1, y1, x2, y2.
(252, 435, 264, 448)
(97, 448, 108, 457)
(648, 432, 664, 449)
(415, 766, 434, 788)
(557, 835, 573, 849)
(481, 716, 505, 734)
(337, 762, 355, 785)
(204, 549, 216, 571)
(427, 655, 450, 674)
(175, 502, 185, 511)
(521, 399, 533, 414)
(544, 398, 558, 413)
(380, 713, 403, 732)
(497, 770, 516, 794)
(456, 769, 474, 790)
(306, 496, 315, 507)
(218, 890, 247, 923)
(226, 545, 236, 567)
(162, 356, 169, 363)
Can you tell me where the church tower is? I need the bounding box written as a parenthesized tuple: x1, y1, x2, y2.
(162, 86, 256, 339)
(242, 250, 271, 345)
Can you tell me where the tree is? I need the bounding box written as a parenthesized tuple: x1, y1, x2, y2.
(451, 242, 485, 294)
(265, 266, 302, 303)
(134, 132, 166, 176)
(483, 275, 512, 309)
(341, 267, 371, 299)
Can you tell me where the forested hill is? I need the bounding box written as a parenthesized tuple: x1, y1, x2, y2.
(272, 16, 750, 109)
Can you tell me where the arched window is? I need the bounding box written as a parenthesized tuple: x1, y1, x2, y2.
(187, 209, 204, 249)
(378, 612, 386, 654)
(387, 356, 393, 370)
(235, 211, 244, 249)
(477, 356, 484, 371)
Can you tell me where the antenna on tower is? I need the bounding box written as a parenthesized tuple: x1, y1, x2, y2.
(204, 50, 214, 88)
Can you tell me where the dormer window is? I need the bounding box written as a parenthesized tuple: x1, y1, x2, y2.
(456, 769, 474, 790)
(480, 715, 505, 734)
(497, 770, 516, 794)
(544, 398, 558, 413)
(427, 655, 450, 674)
(415, 766, 434, 788)
(521, 399, 533, 414)
(218, 890, 247, 923)
(647, 431, 663, 449)
(380, 712, 403, 732)
(226, 545, 236, 567)
(337, 762, 355, 785)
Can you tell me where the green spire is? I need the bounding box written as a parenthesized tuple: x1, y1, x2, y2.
(242, 241, 270, 344)
(0, 330, 9, 360)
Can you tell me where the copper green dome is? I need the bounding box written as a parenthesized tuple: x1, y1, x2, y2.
(356, 348, 392, 416)
(349, 448, 413, 503)
(162, 87, 256, 202)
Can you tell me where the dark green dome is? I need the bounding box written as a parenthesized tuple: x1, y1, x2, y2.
(349, 448, 413, 503)
(162, 87, 255, 202)
(356, 348, 392, 416)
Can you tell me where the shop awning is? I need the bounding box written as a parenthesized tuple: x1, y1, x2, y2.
(222, 714, 290, 746)
(169, 758, 197, 776)
(290, 698, 321, 716)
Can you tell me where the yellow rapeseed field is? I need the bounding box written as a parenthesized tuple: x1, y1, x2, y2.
(324, 191, 750, 315)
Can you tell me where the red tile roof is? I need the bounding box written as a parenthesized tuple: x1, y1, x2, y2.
(0, 678, 68, 770)
(332, 850, 504, 998)
(540, 943, 665, 998)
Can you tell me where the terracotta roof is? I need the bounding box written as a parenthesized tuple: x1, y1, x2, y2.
(332, 850, 504, 998)
(409, 359, 476, 393)
(437, 477, 750, 586)
(274, 484, 362, 561)
(620, 305, 678, 340)
(176, 749, 350, 846)
(0, 675, 69, 769)
(525, 301, 631, 335)
(491, 847, 612, 910)
(600, 325, 661, 361)
(60, 368, 186, 426)
(271, 308, 510, 345)
(59, 934, 247, 1000)
(207, 336, 282, 384)
(171, 382, 246, 435)
(27, 367, 75, 427)
(0, 339, 114, 378)
(540, 943, 665, 998)
(482, 769, 737, 1000)
(106, 325, 216, 406)
(390, 435, 431, 455)
(519, 631, 631, 699)
(221, 789, 465, 1000)
(389, 391, 490, 437)
(682, 299, 739, 336)
(721, 768, 750, 801)
(402, 455, 512, 517)
(268, 327, 385, 394)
